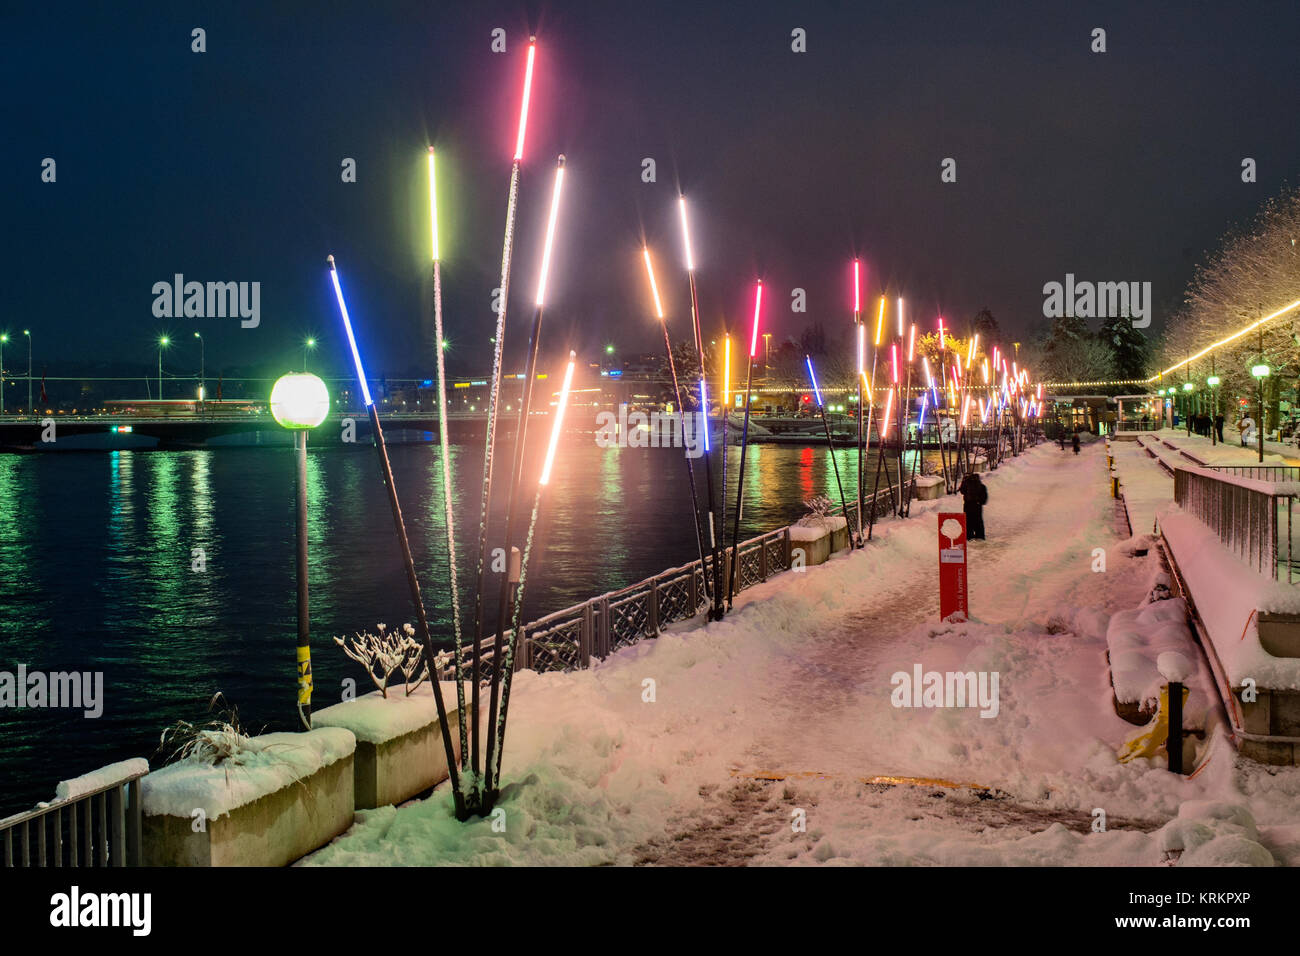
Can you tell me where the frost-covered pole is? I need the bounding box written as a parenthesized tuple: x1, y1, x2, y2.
(491, 351, 576, 789)
(483, 156, 566, 805)
(468, 37, 536, 795)
(427, 147, 468, 766)
(726, 280, 762, 610)
(678, 196, 722, 618)
(644, 247, 711, 584)
(327, 255, 463, 816)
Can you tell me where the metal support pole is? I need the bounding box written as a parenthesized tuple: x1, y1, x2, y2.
(294, 430, 312, 731)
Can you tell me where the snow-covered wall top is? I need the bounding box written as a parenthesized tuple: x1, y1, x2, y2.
(54, 758, 150, 803)
(141, 727, 355, 820)
(313, 682, 460, 745)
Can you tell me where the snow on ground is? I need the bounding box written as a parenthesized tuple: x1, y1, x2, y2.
(303, 442, 1299, 867)
(1109, 439, 1171, 536)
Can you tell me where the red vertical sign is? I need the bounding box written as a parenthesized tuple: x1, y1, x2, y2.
(938, 512, 969, 622)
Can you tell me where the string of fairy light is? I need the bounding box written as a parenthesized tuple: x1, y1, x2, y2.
(1042, 297, 1300, 390)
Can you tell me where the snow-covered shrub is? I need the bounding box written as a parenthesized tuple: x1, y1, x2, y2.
(158, 692, 255, 766)
(801, 495, 835, 530)
(334, 623, 427, 699)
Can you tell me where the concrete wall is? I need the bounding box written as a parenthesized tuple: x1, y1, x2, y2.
(350, 711, 461, 810)
(143, 751, 354, 866)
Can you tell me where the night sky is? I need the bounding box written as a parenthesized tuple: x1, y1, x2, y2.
(6, 1, 1299, 383)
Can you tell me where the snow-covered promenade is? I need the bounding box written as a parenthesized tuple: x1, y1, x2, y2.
(304, 442, 1300, 866)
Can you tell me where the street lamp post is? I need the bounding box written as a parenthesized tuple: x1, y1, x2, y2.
(0, 333, 7, 415)
(194, 332, 205, 408)
(270, 372, 330, 730)
(23, 330, 31, 414)
(303, 337, 316, 372)
(1252, 362, 1270, 463)
(1207, 374, 1221, 445)
(157, 336, 170, 400)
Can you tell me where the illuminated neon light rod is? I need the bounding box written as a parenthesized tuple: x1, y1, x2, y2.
(853, 259, 861, 314)
(678, 196, 695, 271)
(643, 247, 665, 319)
(539, 351, 576, 485)
(897, 297, 904, 338)
(427, 147, 440, 261)
(327, 256, 373, 407)
(724, 334, 732, 405)
(875, 296, 886, 346)
(513, 38, 537, 162)
(534, 156, 566, 307)
(750, 280, 763, 356)
(700, 378, 711, 452)
(806, 355, 824, 406)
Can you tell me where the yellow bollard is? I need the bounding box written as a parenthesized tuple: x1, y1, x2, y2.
(1117, 684, 1190, 763)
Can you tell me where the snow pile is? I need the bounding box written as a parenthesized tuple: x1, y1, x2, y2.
(142, 728, 355, 819)
(789, 514, 848, 542)
(914, 475, 945, 488)
(1156, 800, 1275, 867)
(313, 682, 463, 745)
(54, 758, 149, 802)
(1105, 595, 1212, 727)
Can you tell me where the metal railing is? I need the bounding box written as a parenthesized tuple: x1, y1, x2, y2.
(1208, 464, 1300, 482)
(1, 766, 147, 867)
(1173, 466, 1297, 582)
(447, 477, 917, 678)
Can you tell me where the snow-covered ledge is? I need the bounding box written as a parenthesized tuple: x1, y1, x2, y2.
(313, 681, 464, 810)
(912, 475, 945, 500)
(789, 515, 848, 565)
(141, 727, 355, 866)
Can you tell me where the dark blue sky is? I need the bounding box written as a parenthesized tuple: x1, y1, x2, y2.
(6, 0, 1298, 381)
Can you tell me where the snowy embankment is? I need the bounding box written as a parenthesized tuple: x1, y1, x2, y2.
(1109, 438, 1172, 536)
(1161, 513, 1300, 691)
(303, 442, 1299, 866)
(1156, 430, 1297, 468)
(1106, 596, 1212, 729)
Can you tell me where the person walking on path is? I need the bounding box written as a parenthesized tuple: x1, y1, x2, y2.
(1214, 413, 1225, 444)
(959, 471, 988, 540)
(1240, 415, 1256, 447)
(1071, 431, 1081, 455)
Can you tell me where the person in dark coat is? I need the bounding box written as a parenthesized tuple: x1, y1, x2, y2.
(959, 472, 988, 540)
(1071, 431, 1081, 454)
(1214, 414, 1225, 443)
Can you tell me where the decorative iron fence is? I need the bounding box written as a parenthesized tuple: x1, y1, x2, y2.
(445, 477, 916, 678)
(1, 765, 146, 867)
(1173, 466, 1297, 582)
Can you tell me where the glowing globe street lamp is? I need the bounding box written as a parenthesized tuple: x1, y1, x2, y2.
(270, 372, 330, 729)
